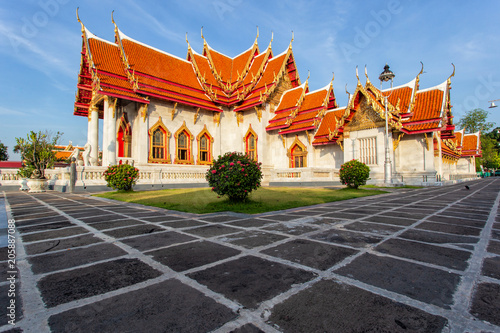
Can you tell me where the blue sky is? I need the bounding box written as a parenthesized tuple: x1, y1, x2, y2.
(1, 0, 500, 160)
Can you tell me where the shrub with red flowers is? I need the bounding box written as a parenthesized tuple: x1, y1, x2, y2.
(103, 164, 139, 191)
(339, 159, 370, 189)
(206, 151, 263, 202)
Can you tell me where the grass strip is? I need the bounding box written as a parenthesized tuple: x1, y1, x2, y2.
(95, 187, 387, 214)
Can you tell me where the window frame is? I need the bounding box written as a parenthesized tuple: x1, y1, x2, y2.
(148, 116, 171, 163)
(196, 125, 214, 165)
(174, 121, 194, 164)
(243, 125, 258, 161)
(287, 136, 308, 168)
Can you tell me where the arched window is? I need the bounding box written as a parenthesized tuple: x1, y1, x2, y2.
(117, 113, 131, 158)
(148, 116, 171, 163)
(244, 125, 258, 161)
(197, 125, 214, 165)
(174, 121, 194, 164)
(288, 136, 307, 168)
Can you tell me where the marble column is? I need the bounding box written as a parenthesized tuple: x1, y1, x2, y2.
(88, 106, 99, 164)
(137, 103, 149, 164)
(103, 97, 117, 166)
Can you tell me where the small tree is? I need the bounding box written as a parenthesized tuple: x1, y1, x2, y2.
(103, 164, 139, 191)
(457, 108, 495, 134)
(0, 141, 8, 161)
(339, 159, 370, 189)
(206, 152, 263, 202)
(13, 131, 62, 179)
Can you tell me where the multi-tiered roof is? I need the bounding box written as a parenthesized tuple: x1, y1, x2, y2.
(74, 15, 300, 118)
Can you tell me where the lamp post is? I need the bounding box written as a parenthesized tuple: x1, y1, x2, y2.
(379, 64, 395, 185)
(489, 99, 499, 109)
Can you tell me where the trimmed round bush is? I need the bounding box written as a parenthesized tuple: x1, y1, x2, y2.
(339, 159, 370, 189)
(206, 151, 263, 202)
(103, 164, 139, 191)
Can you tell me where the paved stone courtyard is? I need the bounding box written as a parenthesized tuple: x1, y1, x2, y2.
(0, 178, 499, 332)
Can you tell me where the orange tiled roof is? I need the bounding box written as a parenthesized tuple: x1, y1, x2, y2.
(462, 133, 480, 153)
(313, 108, 346, 145)
(274, 85, 305, 112)
(274, 84, 333, 134)
(409, 89, 444, 122)
(75, 25, 301, 117)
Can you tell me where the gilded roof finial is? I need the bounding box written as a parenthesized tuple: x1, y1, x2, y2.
(267, 31, 274, 50)
(418, 61, 424, 77)
(111, 10, 119, 35)
(76, 7, 84, 33)
(307, 70, 310, 81)
(448, 63, 455, 81)
(355, 66, 360, 83)
(291, 30, 294, 42)
(256, 26, 259, 38)
(331, 72, 335, 83)
(364, 65, 371, 84)
(201, 26, 204, 40)
(345, 83, 350, 96)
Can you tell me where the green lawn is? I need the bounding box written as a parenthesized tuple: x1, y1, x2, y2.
(95, 187, 387, 214)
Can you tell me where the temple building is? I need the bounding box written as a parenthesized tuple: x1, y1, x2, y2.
(73, 15, 480, 186)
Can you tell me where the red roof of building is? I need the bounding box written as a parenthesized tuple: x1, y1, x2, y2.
(75, 24, 301, 116)
(0, 161, 22, 169)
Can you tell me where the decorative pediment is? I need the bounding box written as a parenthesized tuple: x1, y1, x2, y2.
(343, 97, 385, 132)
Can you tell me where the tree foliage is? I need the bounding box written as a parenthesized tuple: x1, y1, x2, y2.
(13, 131, 62, 179)
(0, 141, 8, 161)
(477, 135, 500, 170)
(339, 159, 370, 189)
(103, 164, 139, 191)
(456, 108, 495, 134)
(206, 152, 263, 202)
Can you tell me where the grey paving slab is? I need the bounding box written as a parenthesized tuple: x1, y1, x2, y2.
(161, 219, 208, 228)
(141, 215, 187, 223)
(268, 279, 448, 333)
(488, 240, 500, 255)
(101, 224, 165, 238)
(88, 219, 145, 230)
(48, 279, 237, 333)
(262, 223, 319, 235)
(184, 224, 242, 237)
(375, 238, 472, 271)
(428, 215, 487, 228)
(310, 229, 383, 248)
(335, 253, 461, 308)
(146, 240, 241, 272)
(227, 218, 276, 228)
(399, 228, 479, 245)
(219, 230, 288, 249)
(230, 323, 264, 333)
(24, 234, 102, 255)
(38, 258, 162, 307)
(78, 214, 123, 223)
(199, 214, 242, 223)
(342, 221, 404, 236)
(16, 220, 75, 233)
(362, 214, 417, 226)
(470, 283, 500, 326)
(262, 239, 357, 270)
(188, 256, 317, 309)
(28, 243, 127, 274)
(416, 221, 482, 236)
(482, 256, 500, 280)
(121, 231, 197, 251)
(21, 227, 89, 242)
